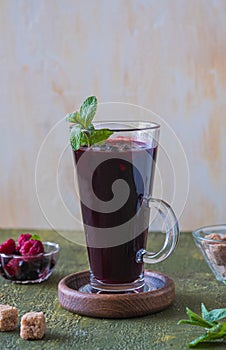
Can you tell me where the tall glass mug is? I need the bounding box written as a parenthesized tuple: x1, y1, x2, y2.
(73, 122, 179, 293)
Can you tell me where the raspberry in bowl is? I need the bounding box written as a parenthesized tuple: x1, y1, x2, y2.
(0, 234, 60, 284)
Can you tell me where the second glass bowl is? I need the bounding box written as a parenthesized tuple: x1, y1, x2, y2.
(193, 225, 226, 284)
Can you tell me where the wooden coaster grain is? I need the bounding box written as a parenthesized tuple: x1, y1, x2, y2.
(58, 270, 175, 318)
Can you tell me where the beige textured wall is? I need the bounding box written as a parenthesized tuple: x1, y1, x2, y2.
(1, 0, 226, 231)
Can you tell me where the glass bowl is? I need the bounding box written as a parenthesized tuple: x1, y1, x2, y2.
(192, 225, 226, 284)
(0, 242, 60, 284)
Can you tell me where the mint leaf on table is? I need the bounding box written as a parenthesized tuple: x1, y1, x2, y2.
(178, 304, 226, 347)
(189, 323, 226, 347)
(66, 96, 113, 150)
(201, 303, 226, 323)
(178, 307, 215, 328)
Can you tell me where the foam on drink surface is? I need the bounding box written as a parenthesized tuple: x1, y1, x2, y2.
(86, 139, 150, 152)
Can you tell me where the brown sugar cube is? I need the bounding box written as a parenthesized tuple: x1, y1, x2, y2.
(205, 233, 222, 242)
(0, 304, 18, 331)
(209, 243, 226, 266)
(20, 312, 46, 340)
(203, 233, 226, 265)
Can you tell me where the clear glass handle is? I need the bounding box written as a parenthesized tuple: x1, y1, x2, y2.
(136, 198, 180, 264)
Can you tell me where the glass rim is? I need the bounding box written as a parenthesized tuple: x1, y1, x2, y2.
(94, 121, 160, 132)
(0, 241, 60, 258)
(192, 225, 226, 243)
(70, 121, 160, 132)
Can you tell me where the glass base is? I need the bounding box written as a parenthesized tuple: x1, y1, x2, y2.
(84, 273, 146, 294)
(79, 282, 150, 294)
(78, 272, 167, 294)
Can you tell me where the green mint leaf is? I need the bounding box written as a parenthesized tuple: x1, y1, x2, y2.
(70, 125, 82, 151)
(177, 319, 211, 328)
(185, 307, 214, 328)
(201, 303, 209, 320)
(178, 305, 226, 348)
(30, 234, 41, 241)
(66, 96, 114, 149)
(89, 129, 114, 145)
(80, 131, 90, 147)
(188, 333, 211, 347)
(189, 323, 226, 347)
(80, 96, 97, 128)
(65, 111, 83, 125)
(87, 124, 95, 131)
(203, 307, 226, 323)
(210, 322, 226, 339)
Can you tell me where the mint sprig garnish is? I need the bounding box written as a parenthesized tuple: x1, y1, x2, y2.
(178, 304, 226, 347)
(66, 96, 113, 150)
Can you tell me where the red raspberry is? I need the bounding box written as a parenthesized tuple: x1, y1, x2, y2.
(17, 233, 32, 250)
(4, 258, 20, 277)
(0, 239, 16, 255)
(20, 240, 44, 256)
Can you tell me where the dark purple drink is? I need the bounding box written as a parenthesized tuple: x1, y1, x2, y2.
(73, 139, 157, 286)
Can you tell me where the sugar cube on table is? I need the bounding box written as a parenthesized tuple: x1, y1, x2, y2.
(0, 304, 18, 331)
(20, 311, 46, 340)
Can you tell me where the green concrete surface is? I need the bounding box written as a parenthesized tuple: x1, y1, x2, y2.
(0, 230, 225, 350)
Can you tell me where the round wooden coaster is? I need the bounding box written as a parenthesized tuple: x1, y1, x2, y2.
(58, 270, 175, 318)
